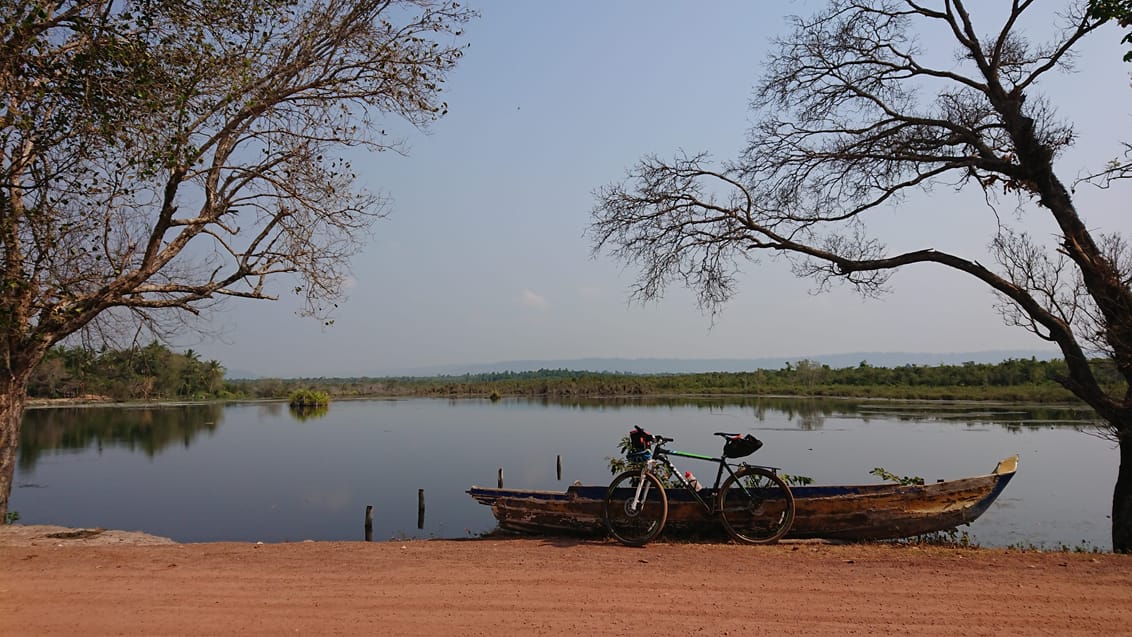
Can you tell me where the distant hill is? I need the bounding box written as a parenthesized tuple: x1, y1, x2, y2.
(379, 350, 1062, 378)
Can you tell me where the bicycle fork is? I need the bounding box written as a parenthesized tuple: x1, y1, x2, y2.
(627, 467, 653, 515)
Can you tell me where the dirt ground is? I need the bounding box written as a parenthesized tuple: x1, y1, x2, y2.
(2, 525, 1131, 636)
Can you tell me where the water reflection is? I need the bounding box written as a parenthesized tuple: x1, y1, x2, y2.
(258, 402, 284, 418)
(12, 397, 1116, 549)
(508, 395, 1102, 432)
(289, 404, 330, 421)
(18, 397, 1104, 470)
(19, 404, 224, 470)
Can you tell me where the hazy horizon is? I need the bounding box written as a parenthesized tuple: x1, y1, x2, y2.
(222, 348, 1062, 379)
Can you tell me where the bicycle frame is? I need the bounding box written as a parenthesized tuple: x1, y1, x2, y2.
(640, 443, 779, 515)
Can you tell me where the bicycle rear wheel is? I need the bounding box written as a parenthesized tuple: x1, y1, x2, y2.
(718, 467, 795, 544)
(602, 470, 668, 546)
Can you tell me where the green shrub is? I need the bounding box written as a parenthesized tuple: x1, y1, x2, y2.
(288, 389, 330, 407)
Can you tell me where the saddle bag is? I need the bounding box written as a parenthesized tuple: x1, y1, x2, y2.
(723, 434, 763, 458)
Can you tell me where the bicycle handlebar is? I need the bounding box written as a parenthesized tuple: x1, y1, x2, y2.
(633, 425, 674, 445)
(634, 427, 748, 447)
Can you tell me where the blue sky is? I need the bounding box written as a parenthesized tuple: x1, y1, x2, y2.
(189, 1, 1131, 377)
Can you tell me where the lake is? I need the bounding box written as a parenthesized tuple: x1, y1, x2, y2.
(10, 396, 1117, 550)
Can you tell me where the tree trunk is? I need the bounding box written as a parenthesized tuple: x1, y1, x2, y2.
(1114, 430, 1132, 553)
(0, 374, 28, 521)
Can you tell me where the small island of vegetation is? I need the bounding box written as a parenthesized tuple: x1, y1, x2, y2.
(288, 389, 330, 408)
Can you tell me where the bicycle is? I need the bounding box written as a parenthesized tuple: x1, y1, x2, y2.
(602, 425, 796, 546)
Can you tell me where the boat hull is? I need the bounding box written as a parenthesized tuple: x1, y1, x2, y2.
(467, 456, 1018, 541)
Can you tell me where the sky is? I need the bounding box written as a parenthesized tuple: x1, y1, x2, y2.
(186, 1, 1132, 378)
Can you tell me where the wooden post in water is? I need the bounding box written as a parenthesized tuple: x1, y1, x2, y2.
(557, 455, 562, 481)
(364, 505, 374, 542)
(497, 467, 504, 488)
(417, 489, 425, 530)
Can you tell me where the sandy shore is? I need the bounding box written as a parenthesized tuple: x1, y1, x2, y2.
(1, 525, 1130, 636)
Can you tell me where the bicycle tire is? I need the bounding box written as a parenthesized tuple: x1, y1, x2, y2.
(602, 470, 668, 546)
(718, 466, 795, 544)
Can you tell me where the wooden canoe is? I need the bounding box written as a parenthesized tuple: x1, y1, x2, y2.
(466, 456, 1018, 541)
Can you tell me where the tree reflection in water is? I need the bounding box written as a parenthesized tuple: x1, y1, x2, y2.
(19, 404, 224, 470)
(289, 404, 330, 421)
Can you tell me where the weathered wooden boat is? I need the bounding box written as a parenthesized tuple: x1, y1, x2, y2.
(467, 456, 1018, 541)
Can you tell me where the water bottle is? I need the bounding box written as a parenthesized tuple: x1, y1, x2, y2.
(684, 470, 701, 491)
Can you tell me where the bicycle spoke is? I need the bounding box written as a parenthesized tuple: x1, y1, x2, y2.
(718, 467, 795, 544)
(602, 470, 668, 546)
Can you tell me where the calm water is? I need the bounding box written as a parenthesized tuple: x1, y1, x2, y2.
(11, 397, 1116, 550)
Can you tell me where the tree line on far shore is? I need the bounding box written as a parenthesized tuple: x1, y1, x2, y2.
(26, 346, 1126, 405)
(28, 344, 234, 401)
(229, 357, 1124, 404)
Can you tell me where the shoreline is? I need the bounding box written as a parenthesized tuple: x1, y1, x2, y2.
(0, 521, 1114, 553)
(24, 391, 1096, 407)
(0, 524, 177, 546)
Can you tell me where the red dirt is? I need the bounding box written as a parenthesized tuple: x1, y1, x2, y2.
(1, 528, 1130, 636)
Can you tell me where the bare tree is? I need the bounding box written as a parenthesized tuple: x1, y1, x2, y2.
(0, 0, 474, 517)
(590, 0, 1132, 550)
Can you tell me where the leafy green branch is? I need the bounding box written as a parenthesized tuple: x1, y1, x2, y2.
(869, 467, 925, 486)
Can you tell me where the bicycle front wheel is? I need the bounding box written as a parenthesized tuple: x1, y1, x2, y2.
(602, 470, 668, 546)
(718, 467, 795, 544)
